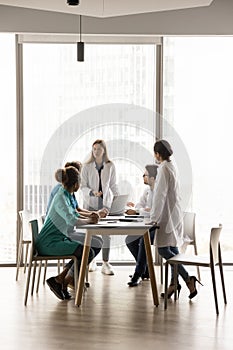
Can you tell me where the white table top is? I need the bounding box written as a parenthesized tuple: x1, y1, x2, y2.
(82, 221, 153, 230)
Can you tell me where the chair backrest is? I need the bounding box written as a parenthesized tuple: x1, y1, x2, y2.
(19, 210, 33, 240)
(37, 215, 46, 230)
(183, 212, 196, 243)
(210, 226, 222, 265)
(29, 219, 39, 256)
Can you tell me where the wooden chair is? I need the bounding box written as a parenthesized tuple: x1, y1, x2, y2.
(36, 215, 65, 290)
(24, 219, 79, 305)
(35, 216, 90, 293)
(156, 212, 200, 284)
(164, 225, 227, 315)
(16, 210, 32, 281)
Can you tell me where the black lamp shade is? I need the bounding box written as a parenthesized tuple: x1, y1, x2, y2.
(77, 42, 84, 62)
(67, 0, 80, 5)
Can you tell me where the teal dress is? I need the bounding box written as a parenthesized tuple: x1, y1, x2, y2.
(36, 187, 81, 256)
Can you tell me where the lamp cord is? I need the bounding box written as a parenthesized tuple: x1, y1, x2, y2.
(80, 15, 82, 42)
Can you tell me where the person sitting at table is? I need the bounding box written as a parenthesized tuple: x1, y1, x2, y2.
(46, 160, 108, 222)
(36, 166, 103, 301)
(46, 161, 107, 290)
(126, 164, 158, 287)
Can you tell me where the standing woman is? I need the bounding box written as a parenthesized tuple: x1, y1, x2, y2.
(81, 139, 119, 275)
(150, 140, 200, 299)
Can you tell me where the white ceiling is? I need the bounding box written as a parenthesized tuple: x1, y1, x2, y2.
(0, 0, 214, 18)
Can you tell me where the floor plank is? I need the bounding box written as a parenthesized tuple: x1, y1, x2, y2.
(1, 266, 233, 350)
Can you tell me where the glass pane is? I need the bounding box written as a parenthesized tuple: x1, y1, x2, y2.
(0, 34, 16, 263)
(23, 43, 157, 261)
(164, 37, 233, 256)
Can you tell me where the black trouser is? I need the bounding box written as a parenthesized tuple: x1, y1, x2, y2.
(125, 228, 155, 277)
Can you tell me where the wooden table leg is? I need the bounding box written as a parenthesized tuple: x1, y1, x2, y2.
(144, 230, 159, 306)
(75, 230, 91, 306)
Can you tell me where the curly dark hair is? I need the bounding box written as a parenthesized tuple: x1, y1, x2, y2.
(55, 166, 80, 190)
(65, 161, 82, 172)
(55, 161, 82, 183)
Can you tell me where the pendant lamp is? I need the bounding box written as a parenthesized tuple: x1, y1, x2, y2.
(77, 15, 84, 62)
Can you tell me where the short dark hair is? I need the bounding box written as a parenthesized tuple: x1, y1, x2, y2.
(154, 140, 173, 161)
(145, 164, 158, 179)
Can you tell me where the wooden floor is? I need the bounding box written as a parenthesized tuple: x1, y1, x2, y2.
(1, 265, 233, 350)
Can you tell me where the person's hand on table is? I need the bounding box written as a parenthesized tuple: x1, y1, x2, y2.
(98, 208, 109, 218)
(125, 208, 137, 215)
(89, 212, 99, 224)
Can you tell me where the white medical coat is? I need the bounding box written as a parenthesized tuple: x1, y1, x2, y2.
(81, 161, 119, 210)
(135, 187, 154, 218)
(150, 160, 183, 248)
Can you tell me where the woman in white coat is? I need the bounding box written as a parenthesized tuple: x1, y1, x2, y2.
(81, 139, 119, 275)
(150, 140, 200, 299)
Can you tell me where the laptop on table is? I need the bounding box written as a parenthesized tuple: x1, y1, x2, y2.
(108, 194, 129, 216)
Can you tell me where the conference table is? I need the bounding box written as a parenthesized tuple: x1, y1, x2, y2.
(74, 218, 159, 307)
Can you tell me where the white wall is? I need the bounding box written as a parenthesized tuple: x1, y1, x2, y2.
(0, 0, 233, 35)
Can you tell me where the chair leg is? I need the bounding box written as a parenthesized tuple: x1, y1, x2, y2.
(24, 243, 30, 274)
(74, 258, 78, 293)
(160, 255, 164, 285)
(36, 261, 42, 293)
(164, 262, 169, 310)
(194, 244, 201, 281)
(218, 263, 227, 305)
(57, 260, 61, 274)
(210, 265, 219, 315)
(218, 247, 227, 304)
(24, 259, 33, 306)
(174, 264, 178, 301)
(16, 242, 23, 281)
(85, 266, 90, 288)
(196, 266, 201, 282)
(43, 260, 48, 284)
(31, 261, 37, 296)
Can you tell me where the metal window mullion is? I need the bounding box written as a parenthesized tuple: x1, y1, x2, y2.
(156, 38, 163, 140)
(16, 34, 24, 263)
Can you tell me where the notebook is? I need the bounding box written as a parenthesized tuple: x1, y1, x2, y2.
(109, 194, 129, 216)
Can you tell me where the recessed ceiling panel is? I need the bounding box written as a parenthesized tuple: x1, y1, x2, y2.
(0, 0, 214, 18)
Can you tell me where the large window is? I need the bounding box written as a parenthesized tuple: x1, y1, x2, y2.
(0, 34, 16, 263)
(2, 36, 233, 264)
(163, 37, 233, 256)
(23, 42, 157, 260)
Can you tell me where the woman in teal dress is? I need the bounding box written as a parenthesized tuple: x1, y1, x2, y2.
(36, 166, 102, 300)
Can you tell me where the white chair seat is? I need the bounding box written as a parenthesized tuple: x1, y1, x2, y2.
(165, 253, 210, 266)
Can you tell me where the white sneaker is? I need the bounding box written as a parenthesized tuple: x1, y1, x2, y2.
(101, 262, 115, 275)
(89, 259, 97, 272)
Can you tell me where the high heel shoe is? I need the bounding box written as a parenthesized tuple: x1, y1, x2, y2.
(187, 276, 203, 299)
(161, 283, 182, 299)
